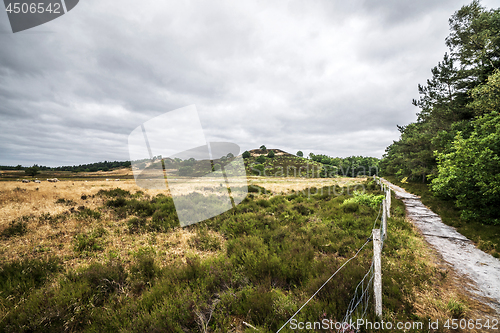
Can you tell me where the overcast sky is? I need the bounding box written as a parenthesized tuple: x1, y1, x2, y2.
(0, 0, 497, 167)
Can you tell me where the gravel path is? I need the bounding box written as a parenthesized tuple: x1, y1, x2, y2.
(381, 178, 500, 316)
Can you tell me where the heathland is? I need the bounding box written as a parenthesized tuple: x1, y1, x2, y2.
(0, 172, 491, 332)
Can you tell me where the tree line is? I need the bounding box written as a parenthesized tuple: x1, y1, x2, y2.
(308, 153, 380, 177)
(0, 161, 132, 173)
(381, 1, 500, 224)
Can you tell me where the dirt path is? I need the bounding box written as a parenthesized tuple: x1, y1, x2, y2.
(381, 178, 500, 316)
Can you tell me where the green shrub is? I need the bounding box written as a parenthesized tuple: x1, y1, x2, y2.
(106, 196, 159, 219)
(151, 207, 178, 231)
(342, 191, 383, 210)
(127, 199, 155, 217)
(178, 165, 194, 176)
(127, 217, 148, 233)
(1, 260, 128, 332)
(130, 251, 159, 283)
(77, 207, 101, 220)
(97, 188, 131, 197)
(55, 198, 76, 205)
(256, 199, 271, 208)
(189, 227, 221, 251)
(106, 197, 127, 207)
(133, 190, 144, 198)
(0, 257, 61, 301)
(1, 219, 28, 238)
(269, 195, 286, 205)
(248, 184, 267, 194)
(342, 202, 359, 213)
(73, 227, 107, 253)
(252, 163, 265, 175)
(293, 203, 313, 215)
(231, 287, 275, 326)
(67, 260, 128, 306)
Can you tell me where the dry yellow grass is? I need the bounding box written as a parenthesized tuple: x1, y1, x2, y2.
(248, 176, 367, 194)
(0, 180, 183, 270)
(2, 177, 361, 271)
(0, 179, 161, 227)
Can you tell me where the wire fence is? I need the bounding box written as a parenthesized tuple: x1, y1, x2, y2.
(275, 177, 391, 333)
(275, 238, 373, 333)
(339, 261, 375, 328)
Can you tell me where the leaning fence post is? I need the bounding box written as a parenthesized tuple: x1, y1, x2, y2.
(373, 229, 382, 318)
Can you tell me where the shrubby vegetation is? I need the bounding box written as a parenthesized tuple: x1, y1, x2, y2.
(24, 165, 39, 177)
(432, 110, 500, 224)
(0, 181, 462, 331)
(0, 219, 28, 239)
(244, 148, 379, 178)
(308, 153, 380, 177)
(342, 191, 384, 210)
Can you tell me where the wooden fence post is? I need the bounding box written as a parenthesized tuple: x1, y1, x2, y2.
(382, 199, 387, 241)
(373, 229, 382, 318)
(385, 188, 391, 219)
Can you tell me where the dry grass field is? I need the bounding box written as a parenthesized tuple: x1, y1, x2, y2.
(247, 176, 366, 194)
(0, 177, 365, 272)
(0, 179, 182, 270)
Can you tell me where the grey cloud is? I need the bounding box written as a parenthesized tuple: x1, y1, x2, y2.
(1, 0, 493, 166)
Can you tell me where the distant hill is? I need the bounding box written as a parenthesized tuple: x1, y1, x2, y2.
(243, 149, 379, 178)
(244, 149, 323, 177)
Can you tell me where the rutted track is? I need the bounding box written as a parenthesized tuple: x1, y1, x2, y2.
(381, 178, 500, 316)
